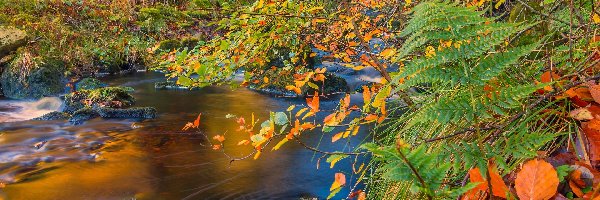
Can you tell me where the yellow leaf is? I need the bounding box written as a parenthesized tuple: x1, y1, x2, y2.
(296, 107, 309, 117)
(380, 48, 395, 59)
(253, 151, 262, 160)
(263, 76, 269, 83)
(494, 0, 506, 9)
(329, 156, 345, 168)
(237, 140, 250, 145)
(405, 0, 412, 5)
(287, 105, 296, 112)
(272, 138, 289, 150)
(313, 18, 326, 23)
(594, 14, 600, 24)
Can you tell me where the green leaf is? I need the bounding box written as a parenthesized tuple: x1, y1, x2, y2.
(326, 154, 349, 168)
(274, 112, 288, 125)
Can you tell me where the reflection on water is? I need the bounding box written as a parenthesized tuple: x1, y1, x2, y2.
(0, 72, 368, 199)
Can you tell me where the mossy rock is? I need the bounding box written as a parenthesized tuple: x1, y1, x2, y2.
(181, 37, 200, 50)
(63, 86, 135, 113)
(33, 111, 72, 121)
(0, 52, 66, 99)
(0, 26, 27, 58)
(69, 108, 100, 124)
(97, 107, 157, 119)
(75, 78, 107, 90)
(155, 39, 181, 53)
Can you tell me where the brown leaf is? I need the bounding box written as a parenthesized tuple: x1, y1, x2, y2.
(591, 85, 600, 104)
(514, 159, 559, 200)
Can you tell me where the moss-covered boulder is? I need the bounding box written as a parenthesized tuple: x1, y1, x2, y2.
(63, 86, 135, 113)
(0, 26, 27, 58)
(33, 111, 72, 121)
(75, 78, 107, 90)
(69, 108, 100, 124)
(97, 107, 157, 119)
(155, 39, 181, 53)
(0, 52, 66, 99)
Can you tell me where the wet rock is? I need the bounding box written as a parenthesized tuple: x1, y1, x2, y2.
(63, 86, 135, 113)
(75, 78, 106, 90)
(63, 91, 88, 114)
(97, 107, 157, 119)
(154, 81, 199, 90)
(0, 52, 66, 99)
(155, 39, 181, 54)
(0, 26, 27, 58)
(33, 111, 71, 121)
(69, 108, 100, 124)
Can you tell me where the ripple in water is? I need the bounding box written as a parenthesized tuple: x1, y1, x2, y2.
(0, 97, 63, 122)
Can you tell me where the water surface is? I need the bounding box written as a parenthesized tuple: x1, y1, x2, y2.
(0, 72, 368, 199)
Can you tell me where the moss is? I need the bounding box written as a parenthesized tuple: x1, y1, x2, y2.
(0, 51, 66, 99)
(181, 37, 200, 50)
(75, 78, 106, 90)
(86, 87, 135, 107)
(155, 39, 181, 53)
(0, 26, 27, 58)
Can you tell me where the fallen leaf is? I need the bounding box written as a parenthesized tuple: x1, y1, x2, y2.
(570, 108, 594, 120)
(514, 159, 559, 200)
(590, 85, 600, 104)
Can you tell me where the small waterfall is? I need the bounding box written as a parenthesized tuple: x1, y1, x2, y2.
(0, 97, 63, 122)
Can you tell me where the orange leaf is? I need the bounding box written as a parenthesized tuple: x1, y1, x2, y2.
(212, 144, 221, 150)
(463, 168, 487, 199)
(488, 162, 509, 198)
(540, 71, 560, 83)
(213, 135, 226, 143)
(332, 132, 344, 142)
(514, 159, 559, 200)
(364, 114, 378, 122)
(193, 113, 202, 128)
(306, 92, 320, 112)
(301, 123, 315, 130)
(362, 85, 371, 104)
(330, 173, 346, 191)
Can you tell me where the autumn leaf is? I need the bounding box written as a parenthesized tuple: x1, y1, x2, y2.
(590, 85, 600, 104)
(330, 173, 346, 191)
(213, 135, 225, 143)
(463, 168, 487, 199)
(488, 161, 509, 198)
(364, 114, 378, 122)
(193, 113, 202, 128)
(212, 144, 221, 150)
(285, 85, 302, 94)
(272, 138, 288, 151)
(332, 132, 344, 142)
(237, 140, 250, 145)
(380, 48, 395, 59)
(515, 159, 559, 200)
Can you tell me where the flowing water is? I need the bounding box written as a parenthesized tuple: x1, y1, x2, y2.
(0, 72, 369, 200)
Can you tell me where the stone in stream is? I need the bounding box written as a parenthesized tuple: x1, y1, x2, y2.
(96, 107, 157, 119)
(63, 86, 135, 114)
(0, 51, 66, 99)
(33, 111, 72, 121)
(69, 108, 100, 125)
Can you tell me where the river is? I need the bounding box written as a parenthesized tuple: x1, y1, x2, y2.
(0, 72, 370, 199)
